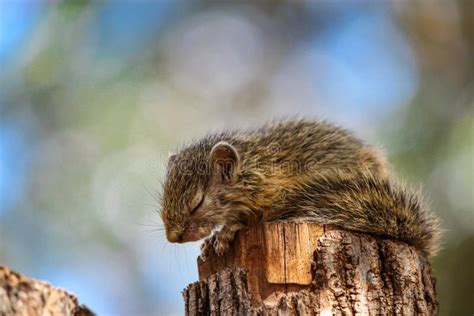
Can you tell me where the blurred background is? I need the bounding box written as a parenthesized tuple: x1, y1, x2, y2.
(0, 0, 472, 315)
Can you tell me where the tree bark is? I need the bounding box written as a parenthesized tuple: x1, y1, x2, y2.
(0, 266, 94, 316)
(183, 223, 438, 315)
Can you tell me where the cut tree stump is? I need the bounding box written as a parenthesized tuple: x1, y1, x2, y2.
(183, 223, 438, 315)
(0, 266, 94, 316)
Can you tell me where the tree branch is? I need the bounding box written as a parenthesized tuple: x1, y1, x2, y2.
(0, 266, 94, 316)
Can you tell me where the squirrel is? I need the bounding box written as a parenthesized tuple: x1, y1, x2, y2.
(159, 119, 441, 260)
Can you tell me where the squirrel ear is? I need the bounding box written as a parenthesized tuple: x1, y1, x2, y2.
(210, 142, 240, 183)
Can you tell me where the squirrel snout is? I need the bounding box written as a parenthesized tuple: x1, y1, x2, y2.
(167, 230, 184, 243)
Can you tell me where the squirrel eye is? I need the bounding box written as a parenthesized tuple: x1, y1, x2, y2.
(190, 196, 204, 214)
(190, 191, 204, 214)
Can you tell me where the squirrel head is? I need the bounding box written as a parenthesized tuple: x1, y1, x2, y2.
(160, 141, 241, 243)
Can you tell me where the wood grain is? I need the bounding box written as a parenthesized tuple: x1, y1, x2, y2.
(186, 223, 438, 315)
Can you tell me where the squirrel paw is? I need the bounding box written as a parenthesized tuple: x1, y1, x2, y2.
(199, 226, 239, 260)
(213, 236, 230, 256)
(199, 232, 230, 260)
(199, 236, 214, 262)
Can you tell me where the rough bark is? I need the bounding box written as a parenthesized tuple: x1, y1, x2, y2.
(183, 223, 438, 315)
(0, 266, 94, 316)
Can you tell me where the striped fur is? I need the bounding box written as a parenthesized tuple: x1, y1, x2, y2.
(160, 119, 441, 257)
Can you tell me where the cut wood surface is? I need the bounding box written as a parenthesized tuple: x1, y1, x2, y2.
(185, 223, 438, 315)
(0, 266, 94, 316)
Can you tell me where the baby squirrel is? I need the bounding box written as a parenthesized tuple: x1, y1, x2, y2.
(160, 119, 441, 260)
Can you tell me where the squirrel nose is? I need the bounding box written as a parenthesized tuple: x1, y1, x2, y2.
(167, 230, 183, 243)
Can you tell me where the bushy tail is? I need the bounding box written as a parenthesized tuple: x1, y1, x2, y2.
(279, 171, 442, 256)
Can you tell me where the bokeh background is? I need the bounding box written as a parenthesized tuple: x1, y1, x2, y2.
(1, 1, 472, 315)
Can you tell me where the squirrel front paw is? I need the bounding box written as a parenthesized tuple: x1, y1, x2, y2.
(199, 235, 215, 262)
(213, 236, 230, 256)
(199, 232, 231, 261)
(199, 225, 240, 261)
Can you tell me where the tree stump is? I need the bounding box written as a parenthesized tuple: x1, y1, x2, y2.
(183, 223, 438, 315)
(0, 266, 94, 316)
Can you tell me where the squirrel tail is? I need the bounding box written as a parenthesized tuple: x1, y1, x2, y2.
(280, 171, 442, 256)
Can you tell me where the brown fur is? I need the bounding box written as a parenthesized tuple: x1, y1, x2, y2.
(160, 119, 441, 258)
